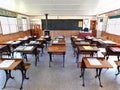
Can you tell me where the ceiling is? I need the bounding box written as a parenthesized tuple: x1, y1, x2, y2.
(14, 0, 100, 16)
(0, 0, 120, 16)
(22, 0, 99, 16)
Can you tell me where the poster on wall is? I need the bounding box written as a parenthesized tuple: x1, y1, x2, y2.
(78, 21, 83, 27)
(83, 19, 89, 28)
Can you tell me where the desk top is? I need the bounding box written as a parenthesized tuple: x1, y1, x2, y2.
(15, 46, 36, 52)
(0, 45, 7, 50)
(78, 32, 92, 39)
(0, 40, 22, 45)
(102, 40, 116, 44)
(11, 41, 21, 45)
(73, 38, 84, 42)
(82, 57, 113, 68)
(97, 39, 116, 45)
(109, 47, 120, 52)
(0, 41, 13, 45)
(47, 45, 66, 53)
(0, 58, 22, 70)
(85, 36, 94, 40)
(78, 46, 99, 52)
(41, 35, 50, 39)
(52, 40, 66, 45)
(71, 35, 78, 38)
(18, 37, 29, 41)
(36, 38, 46, 41)
(29, 41, 41, 45)
(75, 41, 90, 46)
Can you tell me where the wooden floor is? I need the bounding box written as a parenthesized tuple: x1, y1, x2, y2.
(0, 38, 120, 90)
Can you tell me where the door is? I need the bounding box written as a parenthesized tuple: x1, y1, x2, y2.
(90, 20, 96, 30)
(90, 20, 97, 37)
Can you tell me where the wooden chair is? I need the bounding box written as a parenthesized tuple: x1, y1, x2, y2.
(104, 45, 120, 60)
(70, 38, 77, 57)
(114, 61, 120, 76)
(1, 45, 12, 58)
(79, 60, 85, 78)
(101, 52, 107, 58)
(23, 63, 31, 79)
(36, 49, 40, 62)
(16, 62, 31, 90)
(79, 62, 83, 76)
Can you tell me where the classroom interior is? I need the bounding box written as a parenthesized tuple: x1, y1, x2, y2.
(0, 0, 120, 90)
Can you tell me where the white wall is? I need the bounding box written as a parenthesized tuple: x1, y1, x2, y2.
(30, 15, 97, 29)
(96, 0, 120, 14)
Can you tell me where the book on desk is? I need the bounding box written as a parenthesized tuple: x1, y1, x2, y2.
(87, 58, 101, 65)
(83, 46, 93, 50)
(0, 60, 15, 68)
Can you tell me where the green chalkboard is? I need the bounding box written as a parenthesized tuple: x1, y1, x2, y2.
(42, 19, 83, 30)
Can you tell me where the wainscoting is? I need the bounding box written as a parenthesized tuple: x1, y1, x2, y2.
(0, 30, 31, 43)
(101, 31, 120, 45)
(50, 30, 79, 38)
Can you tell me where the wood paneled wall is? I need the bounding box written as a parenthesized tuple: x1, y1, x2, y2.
(50, 30, 79, 38)
(0, 30, 31, 43)
(101, 31, 120, 45)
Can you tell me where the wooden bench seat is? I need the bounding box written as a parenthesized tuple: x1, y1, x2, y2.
(23, 63, 31, 70)
(101, 52, 106, 58)
(0, 31, 31, 44)
(101, 31, 120, 45)
(79, 62, 82, 68)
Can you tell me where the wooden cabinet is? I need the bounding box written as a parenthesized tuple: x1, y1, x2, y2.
(31, 24, 43, 38)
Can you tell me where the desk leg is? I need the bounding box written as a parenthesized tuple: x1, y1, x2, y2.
(115, 66, 120, 76)
(79, 66, 85, 86)
(20, 69, 29, 90)
(96, 52, 98, 57)
(106, 55, 109, 60)
(117, 56, 119, 61)
(76, 53, 78, 63)
(3, 70, 14, 89)
(95, 69, 103, 87)
(23, 53, 28, 62)
(42, 48, 44, 55)
(49, 53, 52, 67)
(63, 54, 65, 67)
(20, 69, 24, 90)
(25, 54, 28, 62)
(0, 52, 2, 58)
(76, 53, 79, 68)
(35, 54, 37, 66)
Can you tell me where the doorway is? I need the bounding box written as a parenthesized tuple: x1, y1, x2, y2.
(90, 20, 97, 37)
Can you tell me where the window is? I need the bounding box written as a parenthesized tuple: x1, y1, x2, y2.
(0, 16, 18, 35)
(8, 17, 18, 33)
(22, 18, 27, 31)
(0, 16, 10, 34)
(106, 17, 120, 35)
